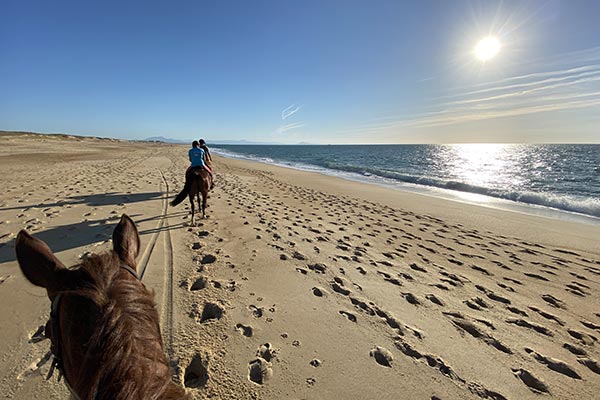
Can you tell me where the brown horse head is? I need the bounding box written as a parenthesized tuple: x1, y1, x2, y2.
(15, 215, 188, 400)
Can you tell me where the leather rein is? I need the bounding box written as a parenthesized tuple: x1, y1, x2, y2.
(46, 263, 140, 400)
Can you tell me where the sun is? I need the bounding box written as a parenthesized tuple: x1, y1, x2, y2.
(474, 36, 501, 62)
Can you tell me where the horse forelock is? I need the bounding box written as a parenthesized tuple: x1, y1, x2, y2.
(58, 252, 182, 400)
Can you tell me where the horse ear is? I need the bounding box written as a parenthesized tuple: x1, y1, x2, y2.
(112, 214, 140, 265)
(15, 230, 66, 289)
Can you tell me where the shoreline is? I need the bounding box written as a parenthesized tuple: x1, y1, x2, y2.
(215, 154, 600, 253)
(212, 147, 600, 226)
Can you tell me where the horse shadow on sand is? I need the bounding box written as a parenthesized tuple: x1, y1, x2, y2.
(0, 209, 189, 265)
(0, 191, 164, 211)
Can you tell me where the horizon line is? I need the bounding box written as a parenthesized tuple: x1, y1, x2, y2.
(2, 130, 599, 146)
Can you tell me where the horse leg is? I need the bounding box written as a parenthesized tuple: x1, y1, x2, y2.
(196, 191, 201, 219)
(189, 193, 195, 225)
(202, 191, 208, 218)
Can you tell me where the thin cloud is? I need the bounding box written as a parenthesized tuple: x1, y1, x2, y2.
(445, 68, 600, 101)
(448, 75, 600, 106)
(341, 45, 600, 135)
(276, 122, 305, 134)
(410, 98, 600, 128)
(282, 104, 302, 120)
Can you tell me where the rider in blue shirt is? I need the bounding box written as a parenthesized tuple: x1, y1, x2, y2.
(189, 144, 205, 168)
(170, 141, 213, 207)
(189, 141, 214, 187)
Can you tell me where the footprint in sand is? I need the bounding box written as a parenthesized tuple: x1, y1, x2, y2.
(189, 277, 208, 291)
(563, 342, 587, 356)
(524, 272, 549, 282)
(292, 251, 306, 260)
(541, 294, 566, 309)
(402, 292, 421, 305)
(331, 282, 350, 296)
(409, 262, 427, 273)
(528, 306, 564, 326)
(425, 294, 445, 306)
(475, 285, 511, 304)
(524, 348, 581, 379)
(506, 306, 528, 317)
(200, 254, 217, 264)
(578, 358, 600, 375)
(461, 299, 481, 312)
(446, 314, 512, 354)
(580, 320, 600, 331)
(506, 318, 553, 337)
(309, 359, 322, 367)
(248, 358, 273, 384)
(496, 282, 515, 292)
(235, 323, 253, 337)
(256, 343, 277, 362)
(184, 353, 209, 388)
(370, 346, 393, 367)
(512, 368, 549, 394)
(249, 305, 264, 318)
(567, 329, 597, 345)
(199, 302, 224, 323)
(566, 283, 590, 297)
(308, 263, 327, 273)
(431, 283, 450, 291)
(339, 310, 357, 322)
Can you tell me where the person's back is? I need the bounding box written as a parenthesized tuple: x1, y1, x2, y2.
(189, 146, 205, 168)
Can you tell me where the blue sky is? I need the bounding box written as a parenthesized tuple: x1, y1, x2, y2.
(1, 0, 599, 144)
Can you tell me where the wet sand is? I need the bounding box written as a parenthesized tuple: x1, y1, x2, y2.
(1, 132, 599, 399)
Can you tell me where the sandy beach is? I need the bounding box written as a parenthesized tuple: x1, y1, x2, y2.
(1, 132, 599, 399)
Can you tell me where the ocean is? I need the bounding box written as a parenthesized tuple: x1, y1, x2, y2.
(212, 144, 600, 222)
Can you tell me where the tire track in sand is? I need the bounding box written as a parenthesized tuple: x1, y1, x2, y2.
(136, 170, 175, 359)
(159, 171, 175, 359)
(137, 170, 170, 279)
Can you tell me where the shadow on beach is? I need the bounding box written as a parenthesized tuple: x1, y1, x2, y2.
(0, 210, 190, 265)
(0, 192, 164, 211)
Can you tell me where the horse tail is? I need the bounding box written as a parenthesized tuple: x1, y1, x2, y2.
(170, 169, 202, 206)
(170, 188, 188, 207)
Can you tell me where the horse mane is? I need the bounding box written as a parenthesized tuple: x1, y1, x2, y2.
(62, 251, 187, 400)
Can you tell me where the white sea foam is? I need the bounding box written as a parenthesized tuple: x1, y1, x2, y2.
(212, 147, 600, 224)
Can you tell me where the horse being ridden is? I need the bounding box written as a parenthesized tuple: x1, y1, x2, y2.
(15, 215, 189, 400)
(186, 167, 211, 223)
(170, 141, 212, 223)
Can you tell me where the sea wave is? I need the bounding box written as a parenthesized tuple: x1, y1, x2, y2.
(212, 148, 600, 219)
(322, 163, 600, 217)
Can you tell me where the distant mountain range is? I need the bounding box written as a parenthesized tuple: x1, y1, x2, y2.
(143, 136, 287, 145)
(1, 132, 309, 145)
(143, 136, 189, 144)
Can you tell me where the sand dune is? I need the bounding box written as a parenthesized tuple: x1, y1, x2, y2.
(0, 132, 599, 399)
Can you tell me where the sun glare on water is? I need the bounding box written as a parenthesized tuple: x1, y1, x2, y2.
(474, 36, 501, 62)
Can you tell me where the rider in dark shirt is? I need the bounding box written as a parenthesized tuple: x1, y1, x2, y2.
(199, 139, 212, 165)
(198, 138, 214, 189)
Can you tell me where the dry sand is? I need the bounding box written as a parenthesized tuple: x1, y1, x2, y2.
(0, 132, 599, 399)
